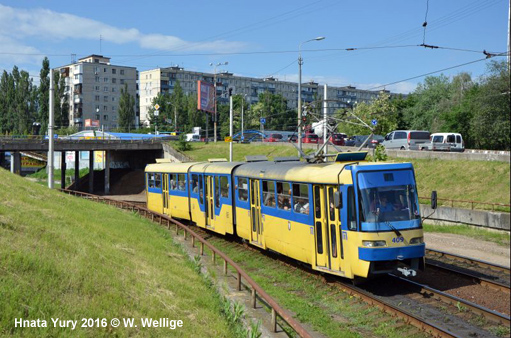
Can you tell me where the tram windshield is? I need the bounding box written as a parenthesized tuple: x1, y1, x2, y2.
(357, 170, 421, 232)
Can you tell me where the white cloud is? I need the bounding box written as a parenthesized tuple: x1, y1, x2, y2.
(0, 5, 247, 54)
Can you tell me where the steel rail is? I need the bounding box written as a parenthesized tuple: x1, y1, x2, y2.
(60, 189, 313, 338)
(426, 249, 511, 275)
(336, 280, 463, 338)
(389, 275, 510, 326)
(425, 263, 510, 294)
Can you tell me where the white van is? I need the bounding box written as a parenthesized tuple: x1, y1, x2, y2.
(430, 133, 465, 152)
(186, 133, 201, 142)
(382, 130, 430, 150)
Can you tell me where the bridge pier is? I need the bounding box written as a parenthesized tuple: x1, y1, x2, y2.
(60, 151, 66, 189)
(89, 151, 94, 193)
(74, 151, 80, 189)
(11, 152, 21, 175)
(104, 150, 110, 195)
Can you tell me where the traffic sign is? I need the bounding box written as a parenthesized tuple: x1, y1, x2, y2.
(224, 136, 232, 142)
(154, 104, 160, 110)
(260, 118, 266, 125)
(371, 119, 378, 126)
(154, 110, 159, 116)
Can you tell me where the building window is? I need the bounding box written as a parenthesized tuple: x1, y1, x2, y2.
(95, 76, 100, 82)
(95, 86, 100, 91)
(95, 114, 100, 120)
(104, 77, 108, 83)
(104, 96, 108, 102)
(120, 79, 125, 85)
(103, 68, 107, 73)
(120, 69, 124, 75)
(112, 106, 116, 111)
(103, 105, 108, 111)
(112, 97, 116, 102)
(103, 115, 108, 121)
(112, 78, 116, 84)
(111, 87, 116, 93)
(112, 69, 116, 74)
(95, 95, 100, 101)
(104, 87, 108, 92)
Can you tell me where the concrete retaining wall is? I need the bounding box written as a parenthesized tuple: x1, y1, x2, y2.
(421, 204, 510, 231)
(162, 143, 192, 163)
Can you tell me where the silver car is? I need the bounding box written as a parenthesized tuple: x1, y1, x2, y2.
(382, 130, 430, 150)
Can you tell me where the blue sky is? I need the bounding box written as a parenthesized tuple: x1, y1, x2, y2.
(0, 0, 508, 94)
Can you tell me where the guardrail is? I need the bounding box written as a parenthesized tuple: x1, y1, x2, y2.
(60, 189, 313, 338)
(420, 196, 510, 212)
(0, 135, 175, 143)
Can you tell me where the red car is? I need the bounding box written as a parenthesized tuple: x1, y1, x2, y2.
(302, 134, 319, 144)
(267, 133, 283, 142)
(329, 133, 346, 146)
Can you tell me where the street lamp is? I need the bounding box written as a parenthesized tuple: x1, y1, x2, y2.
(298, 36, 325, 154)
(241, 94, 248, 142)
(210, 61, 228, 142)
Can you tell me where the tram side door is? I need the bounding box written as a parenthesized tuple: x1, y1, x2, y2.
(205, 175, 215, 229)
(249, 179, 262, 245)
(313, 185, 329, 268)
(162, 173, 169, 215)
(326, 186, 344, 272)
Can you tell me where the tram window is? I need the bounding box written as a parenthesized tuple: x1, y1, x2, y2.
(147, 173, 155, 188)
(262, 180, 276, 207)
(169, 174, 177, 190)
(316, 221, 323, 254)
(199, 176, 204, 198)
(177, 174, 186, 191)
(238, 178, 248, 202)
(330, 224, 337, 257)
(313, 186, 321, 218)
(154, 173, 162, 188)
(276, 182, 291, 211)
(293, 183, 310, 215)
(348, 186, 357, 230)
(215, 176, 220, 208)
(191, 174, 199, 193)
(328, 187, 335, 221)
(220, 176, 229, 198)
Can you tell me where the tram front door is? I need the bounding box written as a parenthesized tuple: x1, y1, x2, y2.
(249, 179, 262, 246)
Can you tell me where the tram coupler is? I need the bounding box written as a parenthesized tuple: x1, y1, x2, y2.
(397, 267, 417, 277)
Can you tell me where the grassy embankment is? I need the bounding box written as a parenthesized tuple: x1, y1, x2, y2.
(0, 168, 239, 338)
(28, 168, 90, 187)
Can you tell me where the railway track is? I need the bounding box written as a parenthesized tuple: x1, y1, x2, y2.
(69, 191, 510, 337)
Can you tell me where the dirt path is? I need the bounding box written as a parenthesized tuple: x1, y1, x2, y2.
(425, 232, 510, 267)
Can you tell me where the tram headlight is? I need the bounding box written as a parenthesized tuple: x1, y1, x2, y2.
(409, 237, 424, 244)
(362, 240, 387, 247)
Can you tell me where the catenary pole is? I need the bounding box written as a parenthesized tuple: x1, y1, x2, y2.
(229, 88, 233, 162)
(48, 68, 54, 189)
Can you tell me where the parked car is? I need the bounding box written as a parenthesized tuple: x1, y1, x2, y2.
(429, 132, 465, 152)
(302, 134, 319, 144)
(329, 133, 346, 146)
(267, 133, 283, 142)
(382, 130, 430, 150)
(345, 135, 384, 148)
(287, 135, 298, 143)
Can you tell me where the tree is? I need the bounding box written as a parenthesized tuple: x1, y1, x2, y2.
(469, 61, 510, 150)
(38, 57, 50, 133)
(336, 92, 397, 136)
(54, 71, 69, 129)
(118, 83, 136, 131)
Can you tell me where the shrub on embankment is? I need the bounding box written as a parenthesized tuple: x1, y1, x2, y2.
(0, 168, 237, 338)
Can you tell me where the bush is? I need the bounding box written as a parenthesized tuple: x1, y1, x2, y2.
(176, 134, 192, 151)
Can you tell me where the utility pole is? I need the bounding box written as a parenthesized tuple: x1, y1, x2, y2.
(48, 68, 54, 189)
(508, 0, 510, 72)
(229, 88, 233, 162)
(323, 84, 328, 155)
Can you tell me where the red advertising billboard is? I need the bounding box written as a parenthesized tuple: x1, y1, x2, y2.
(84, 119, 100, 127)
(197, 80, 215, 113)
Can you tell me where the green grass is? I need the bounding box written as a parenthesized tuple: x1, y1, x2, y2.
(206, 238, 427, 338)
(423, 223, 510, 247)
(173, 142, 510, 211)
(0, 168, 238, 338)
(28, 168, 90, 187)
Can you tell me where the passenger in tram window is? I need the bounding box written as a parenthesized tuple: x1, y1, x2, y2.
(266, 196, 276, 207)
(301, 203, 310, 215)
(278, 194, 291, 210)
(193, 181, 198, 193)
(372, 195, 394, 213)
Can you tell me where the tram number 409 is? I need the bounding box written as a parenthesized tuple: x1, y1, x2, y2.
(392, 237, 404, 243)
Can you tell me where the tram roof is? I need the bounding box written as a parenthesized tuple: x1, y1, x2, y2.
(145, 161, 203, 173)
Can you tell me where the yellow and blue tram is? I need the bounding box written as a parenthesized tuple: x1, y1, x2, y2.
(145, 153, 426, 279)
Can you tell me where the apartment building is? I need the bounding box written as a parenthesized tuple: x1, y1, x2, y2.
(55, 55, 138, 130)
(139, 66, 392, 127)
